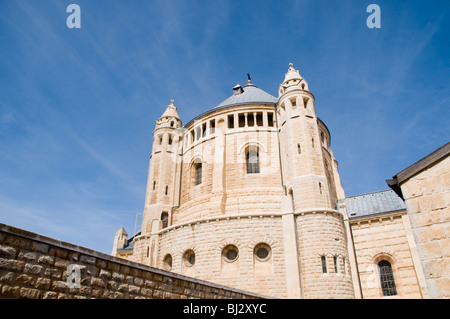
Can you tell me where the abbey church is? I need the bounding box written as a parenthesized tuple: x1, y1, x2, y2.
(112, 64, 449, 299)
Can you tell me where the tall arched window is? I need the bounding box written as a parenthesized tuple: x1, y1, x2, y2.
(161, 212, 168, 228)
(246, 147, 260, 174)
(378, 260, 397, 296)
(195, 162, 202, 185)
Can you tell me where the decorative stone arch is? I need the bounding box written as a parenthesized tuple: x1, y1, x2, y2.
(188, 155, 204, 186)
(248, 235, 278, 263)
(215, 238, 243, 267)
(370, 250, 398, 265)
(215, 237, 244, 255)
(188, 154, 205, 169)
(247, 235, 277, 250)
(239, 141, 267, 174)
(238, 141, 266, 157)
(178, 243, 200, 257)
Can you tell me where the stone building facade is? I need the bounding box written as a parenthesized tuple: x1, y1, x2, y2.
(386, 142, 449, 298)
(112, 64, 449, 299)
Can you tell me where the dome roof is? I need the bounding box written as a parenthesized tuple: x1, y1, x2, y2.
(215, 83, 277, 109)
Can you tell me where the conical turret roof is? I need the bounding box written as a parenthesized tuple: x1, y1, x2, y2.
(283, 63, 302, 84)
(160, 100, 180, 119)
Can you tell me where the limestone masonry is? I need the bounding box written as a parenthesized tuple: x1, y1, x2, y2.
(110, 64, 447, 299)
(0, 223, 264, 299)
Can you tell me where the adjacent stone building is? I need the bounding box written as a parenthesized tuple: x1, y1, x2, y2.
(112, 64, 449, 299)
(386, 142, 450, 298)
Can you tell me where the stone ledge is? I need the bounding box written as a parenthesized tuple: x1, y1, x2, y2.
(154, 208, 342, 236)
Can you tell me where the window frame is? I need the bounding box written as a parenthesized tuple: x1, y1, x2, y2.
(195, 162, 202, 186)
(246, 147, 260, 174)
(378, 260, 398, 297)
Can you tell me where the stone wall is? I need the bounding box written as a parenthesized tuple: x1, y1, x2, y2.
(295, 211, 354, 299)
(350, 212, 423, 298)
(0, 223, 266, 299)
(400, 155, 450, 298)
(156, 215, 288, 298)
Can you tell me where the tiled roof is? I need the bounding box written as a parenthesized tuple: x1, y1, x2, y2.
(340, 189, 406, 219)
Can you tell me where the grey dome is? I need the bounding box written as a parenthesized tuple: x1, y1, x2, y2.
(215, 83, 277, 109)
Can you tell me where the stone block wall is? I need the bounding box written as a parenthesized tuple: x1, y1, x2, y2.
(401, 155, 450, 298)
(295, 211, 354, 298)
(0, 223, 266, 299)
(350, 213, 423, 298)
(156, 215, 288, 298)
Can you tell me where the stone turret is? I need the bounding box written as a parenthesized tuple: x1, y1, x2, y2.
(141, 100, 183, 234)
(111, 227, 128, 256)
(128, 100, 184, 264)
(277, 63, 354, 298)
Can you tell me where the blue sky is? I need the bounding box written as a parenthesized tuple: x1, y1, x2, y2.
(0, 0, 449, 254)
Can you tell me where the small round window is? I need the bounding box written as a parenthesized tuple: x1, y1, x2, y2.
(254, 243, 271, 262)
(222, 245, 239, 263)
(183, 250, 195, 267)
(163, 254, 172, 271)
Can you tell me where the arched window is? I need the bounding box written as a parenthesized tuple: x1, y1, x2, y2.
(246, 147, 260, 174)
(183, 250, 195, 267)
(378, 260, 397, 296)
(333, 256, 338, 273)
(161, 212, 168, 228)
(321, 256, 327, 273)
(195, 163, 202, 185)
(163, 254, 172, 271)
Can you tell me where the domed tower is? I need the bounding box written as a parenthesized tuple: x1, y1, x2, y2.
(112, 64, 355, 299)
(277, 63, 353, 298)
(134, 100, 183, 264)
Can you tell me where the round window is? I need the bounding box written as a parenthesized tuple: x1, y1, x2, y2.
(183, 250, 195, 267)
(222, 245, 239, 263)
(254, 243, 271, 262)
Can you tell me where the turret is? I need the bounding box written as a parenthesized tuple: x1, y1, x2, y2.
(111, 227, 128, 256)
(277, 63, 332, 210)
(141, 100, 183, 235)
(277, 63, 354, 298)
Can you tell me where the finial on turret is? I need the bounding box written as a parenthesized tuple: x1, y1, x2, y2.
(247, 73, 251, 84)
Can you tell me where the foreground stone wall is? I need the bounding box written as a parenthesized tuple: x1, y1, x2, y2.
(0, 223, 266, 299)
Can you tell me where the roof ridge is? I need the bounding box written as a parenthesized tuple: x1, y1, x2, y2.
(345, 189, 394, 199)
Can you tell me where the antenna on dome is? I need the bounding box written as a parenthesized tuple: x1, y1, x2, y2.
(247, 73, 251, 84)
